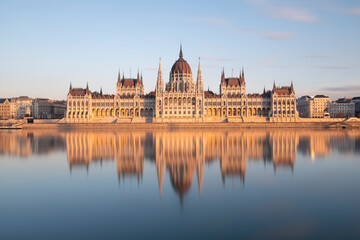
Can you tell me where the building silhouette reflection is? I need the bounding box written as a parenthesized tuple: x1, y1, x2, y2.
(1, 129, 359, 200)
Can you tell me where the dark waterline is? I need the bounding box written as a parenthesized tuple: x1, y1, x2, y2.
(1, 129, 360, 240)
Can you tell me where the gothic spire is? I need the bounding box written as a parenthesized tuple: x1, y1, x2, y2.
(86, 82, 89, 90)
(273, 81, 276, 90)
(117, 69, 121, 84)
(221, 67, 225, 83)
(196, 57, 203, 93)
(69, 82, 72, 91)
(179, 43, 183, 58)
(100, 87, 102, 95)
(156, 57, 164, 93)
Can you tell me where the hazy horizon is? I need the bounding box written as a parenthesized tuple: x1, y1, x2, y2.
(1, 0, 360, 100)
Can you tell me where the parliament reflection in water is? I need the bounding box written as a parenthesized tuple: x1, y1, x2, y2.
(1, 129, 360, 198)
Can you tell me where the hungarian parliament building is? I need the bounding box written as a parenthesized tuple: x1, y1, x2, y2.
(66, 46, 298, 123)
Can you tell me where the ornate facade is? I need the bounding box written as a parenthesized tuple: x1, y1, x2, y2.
(66, 46, 299, 123)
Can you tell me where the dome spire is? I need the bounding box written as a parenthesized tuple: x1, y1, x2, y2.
(179, 43, 183, 58)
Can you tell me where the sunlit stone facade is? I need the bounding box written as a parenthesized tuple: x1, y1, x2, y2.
(66, 46, 298, 123)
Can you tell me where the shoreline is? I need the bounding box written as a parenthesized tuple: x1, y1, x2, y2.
(15, 121, 360, 130)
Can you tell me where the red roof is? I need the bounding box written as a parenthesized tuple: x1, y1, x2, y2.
(69, 88, 87, 96)
(223, 77, 245, 87)
(121, 78, 139, 88)
(204, 90, 220, 98)
(274, 87, 293, 96)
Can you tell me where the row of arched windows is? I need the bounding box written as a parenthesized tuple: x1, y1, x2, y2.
(68, 101, 88, 107)
(163, 97, 196, 106)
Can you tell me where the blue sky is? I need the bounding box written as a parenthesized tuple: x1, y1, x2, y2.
(1, 0, 359, 100)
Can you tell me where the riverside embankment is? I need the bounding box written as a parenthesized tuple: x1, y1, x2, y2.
(2, 118, 360, 130)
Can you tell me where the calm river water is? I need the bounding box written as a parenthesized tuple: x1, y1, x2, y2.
(0, 129, 360, 239)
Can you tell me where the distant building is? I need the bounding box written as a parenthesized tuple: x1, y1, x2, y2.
(0, 98, 11, 120)
(350, 97, 360, 117)
(11, 96, 33, 119)
(32, 98, 66, 119)
(1, 97, 67, 120)
(329, 98, 355, 118)
(297, 95, 331, 118)
(66, 46, 299, 123)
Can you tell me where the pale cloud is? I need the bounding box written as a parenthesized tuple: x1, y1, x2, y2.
(313, 66, 348, 69)
(186, 17, 294, 40)
(344, 7, 360, 16)
(243, 28, 294, 40)
(322, 85, 360, 92)
(301, 55, 331, 59)
(185, 17, 229, 26)
(201, 56, 238, 62)
(256, 57, 279, 66)
(249, 0, 319, 23)
(144, 67, 157, 71)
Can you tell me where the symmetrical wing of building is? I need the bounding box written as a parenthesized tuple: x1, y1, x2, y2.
(66, 46, 298, 122)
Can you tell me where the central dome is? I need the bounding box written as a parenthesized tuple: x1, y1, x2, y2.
(170, 46, 192, 75)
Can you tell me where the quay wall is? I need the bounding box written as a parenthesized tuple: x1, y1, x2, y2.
(2, 118, 360, 130)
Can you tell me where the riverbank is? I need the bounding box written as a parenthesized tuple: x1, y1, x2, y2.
(17, 121, 360, 130)
(2, 118, 360, 130)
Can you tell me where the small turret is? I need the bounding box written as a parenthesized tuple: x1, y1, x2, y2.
(100, 87, 103, 95)
(221, 68, 225, 84)
(117, 69, 121, 84)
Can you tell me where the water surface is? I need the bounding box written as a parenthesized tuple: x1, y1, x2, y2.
(1, 129, 360, 239)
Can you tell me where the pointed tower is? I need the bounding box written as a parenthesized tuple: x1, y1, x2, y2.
(179, 43, 183, 58)
(117, 69, 121, 84)
(100, 87, 103, 95)
(273, 81, 276, 91)
(136, 69, 140, 86)
(196, 57, 203, 94)
(221, 68, 225, 84)
(69, 82, 72, 91)
(156, 58, 164, 94)
(220, 68, 226, 95)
